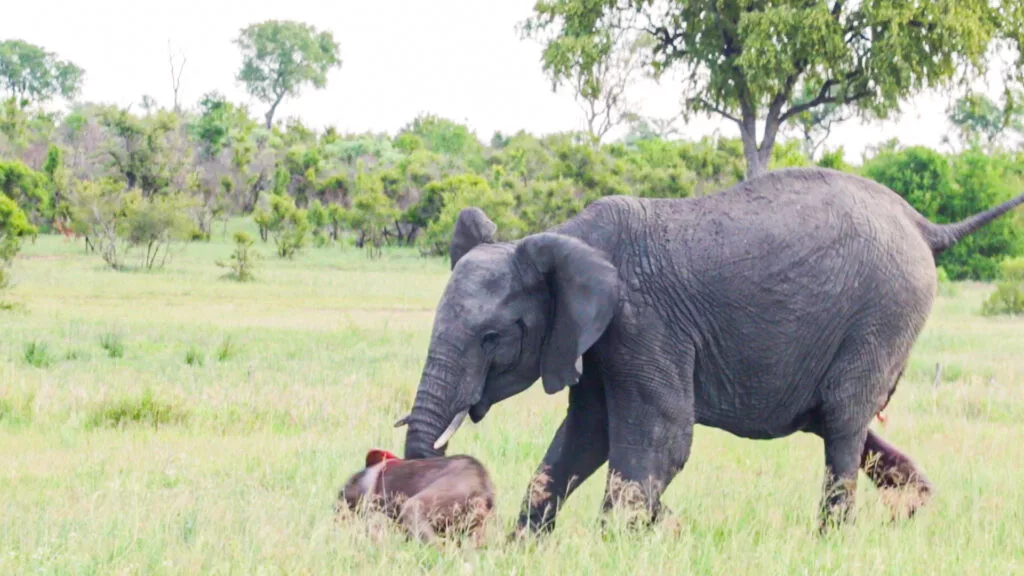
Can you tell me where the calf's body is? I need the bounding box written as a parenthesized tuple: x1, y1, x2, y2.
(339, 451, 494, 544)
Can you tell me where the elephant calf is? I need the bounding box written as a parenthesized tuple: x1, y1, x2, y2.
(337, 449, 495, 544)
(393, 167, 1023, 534)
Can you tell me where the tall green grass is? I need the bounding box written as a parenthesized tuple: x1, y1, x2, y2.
(0, 228, 1021, 574)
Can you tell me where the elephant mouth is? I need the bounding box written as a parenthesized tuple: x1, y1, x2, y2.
(469, 399, 491, 423)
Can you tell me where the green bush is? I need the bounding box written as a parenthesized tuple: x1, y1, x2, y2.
(264, 194, 309, 259)
(124, 192, 197, 269)
(419, 174, 521, 258)
(816, 147, 854, 173)
(217, 231, 259, 281)
(0, 159, 51, 225)
(516, 178, 583, 234)
(982, 258, 1024, 316)
(943, 150, 1023, 280)
(67, 181, 194, 270)
(0, 192, 37, 294)
(327, 203, 349, 243)
(307, 199, 329, 246)
(936, 266, 960, 297)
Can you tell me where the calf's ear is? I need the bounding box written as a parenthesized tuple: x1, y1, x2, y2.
(450, 207, 497, 269)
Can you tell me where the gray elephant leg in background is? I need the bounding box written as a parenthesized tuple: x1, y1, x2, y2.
(516, 366, 609, 534)
(601, 341, 694, 525)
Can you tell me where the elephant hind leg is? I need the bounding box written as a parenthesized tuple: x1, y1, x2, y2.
(861, 429, 933, 520)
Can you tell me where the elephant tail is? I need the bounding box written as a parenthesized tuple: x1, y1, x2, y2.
(919, 192, 1024, 255)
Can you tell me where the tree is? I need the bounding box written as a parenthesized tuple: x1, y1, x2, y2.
(98, 107, 182, 196)
(0, 40, 83, 106)
(788, 83, 849, 158)
(349, 168, 397, 258)
(191, 92, 252, 159)
(234, 20, 342, 129)
(168, 40, 186, 112)
(398, 114, 485, 169)
(524, 0, 1024, 179)
(946, 92, 1024, 150)
(527, 13, 651, 145)
(66, 179, 134, 269)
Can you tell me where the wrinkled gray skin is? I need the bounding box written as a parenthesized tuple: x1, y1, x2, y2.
(399, 167, 1024, 534)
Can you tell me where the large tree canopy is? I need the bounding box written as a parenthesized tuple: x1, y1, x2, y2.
(524, 0, 1024, 179)
(234, 20, 342, 129)
(0, 39, 84, 106)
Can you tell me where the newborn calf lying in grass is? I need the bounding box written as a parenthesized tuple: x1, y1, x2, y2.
(337, 449, 495, 544)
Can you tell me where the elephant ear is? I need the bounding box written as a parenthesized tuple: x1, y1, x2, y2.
(515, 233, 620, 395)
(449, 207, 497, 270)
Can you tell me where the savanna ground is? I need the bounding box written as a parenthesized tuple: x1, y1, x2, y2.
(1, 223, 1022, 575)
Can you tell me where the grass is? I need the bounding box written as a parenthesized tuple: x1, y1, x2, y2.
(215, 335, 238, 362)
(22, 340, 53, 368)
(184, 345, 205, 367)
(99, 331, 125, 359)
(1, 222, 1022, 574)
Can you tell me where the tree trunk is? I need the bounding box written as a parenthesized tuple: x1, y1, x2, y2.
(737, 110, 781, 181)
(743, 145, 769, 180)
(264, 94, 285, 130)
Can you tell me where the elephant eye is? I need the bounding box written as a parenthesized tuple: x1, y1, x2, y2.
(481, 331, 500, 352)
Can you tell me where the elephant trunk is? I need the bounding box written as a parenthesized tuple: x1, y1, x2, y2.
(402, 349, 472, 459)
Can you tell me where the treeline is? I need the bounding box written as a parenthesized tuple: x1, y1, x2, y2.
(0, 94, 1022, 280)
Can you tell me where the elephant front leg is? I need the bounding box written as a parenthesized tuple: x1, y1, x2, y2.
(602, 353, 694, 528)
(515, 371, 609, 535)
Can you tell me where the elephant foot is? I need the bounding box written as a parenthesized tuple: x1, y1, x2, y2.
(511, 513, 556, 541)
(861, 430, 934, 521)
(599, 472, 667, 533)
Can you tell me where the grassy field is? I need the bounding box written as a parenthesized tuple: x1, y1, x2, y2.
(1, 224, 1022, 575)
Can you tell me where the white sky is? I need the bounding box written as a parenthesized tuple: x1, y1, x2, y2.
(0, 0, 980, 161)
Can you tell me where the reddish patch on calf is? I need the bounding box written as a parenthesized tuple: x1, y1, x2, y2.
(366, 449, 400, 468)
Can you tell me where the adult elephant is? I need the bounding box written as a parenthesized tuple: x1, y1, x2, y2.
(395, 167, 1024, 534)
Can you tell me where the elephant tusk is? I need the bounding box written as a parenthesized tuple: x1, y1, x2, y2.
(433, 409, 469, 450)
(393, 414, 411, 428)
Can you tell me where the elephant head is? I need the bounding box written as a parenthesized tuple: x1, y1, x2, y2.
(399, 207, 620, 459)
